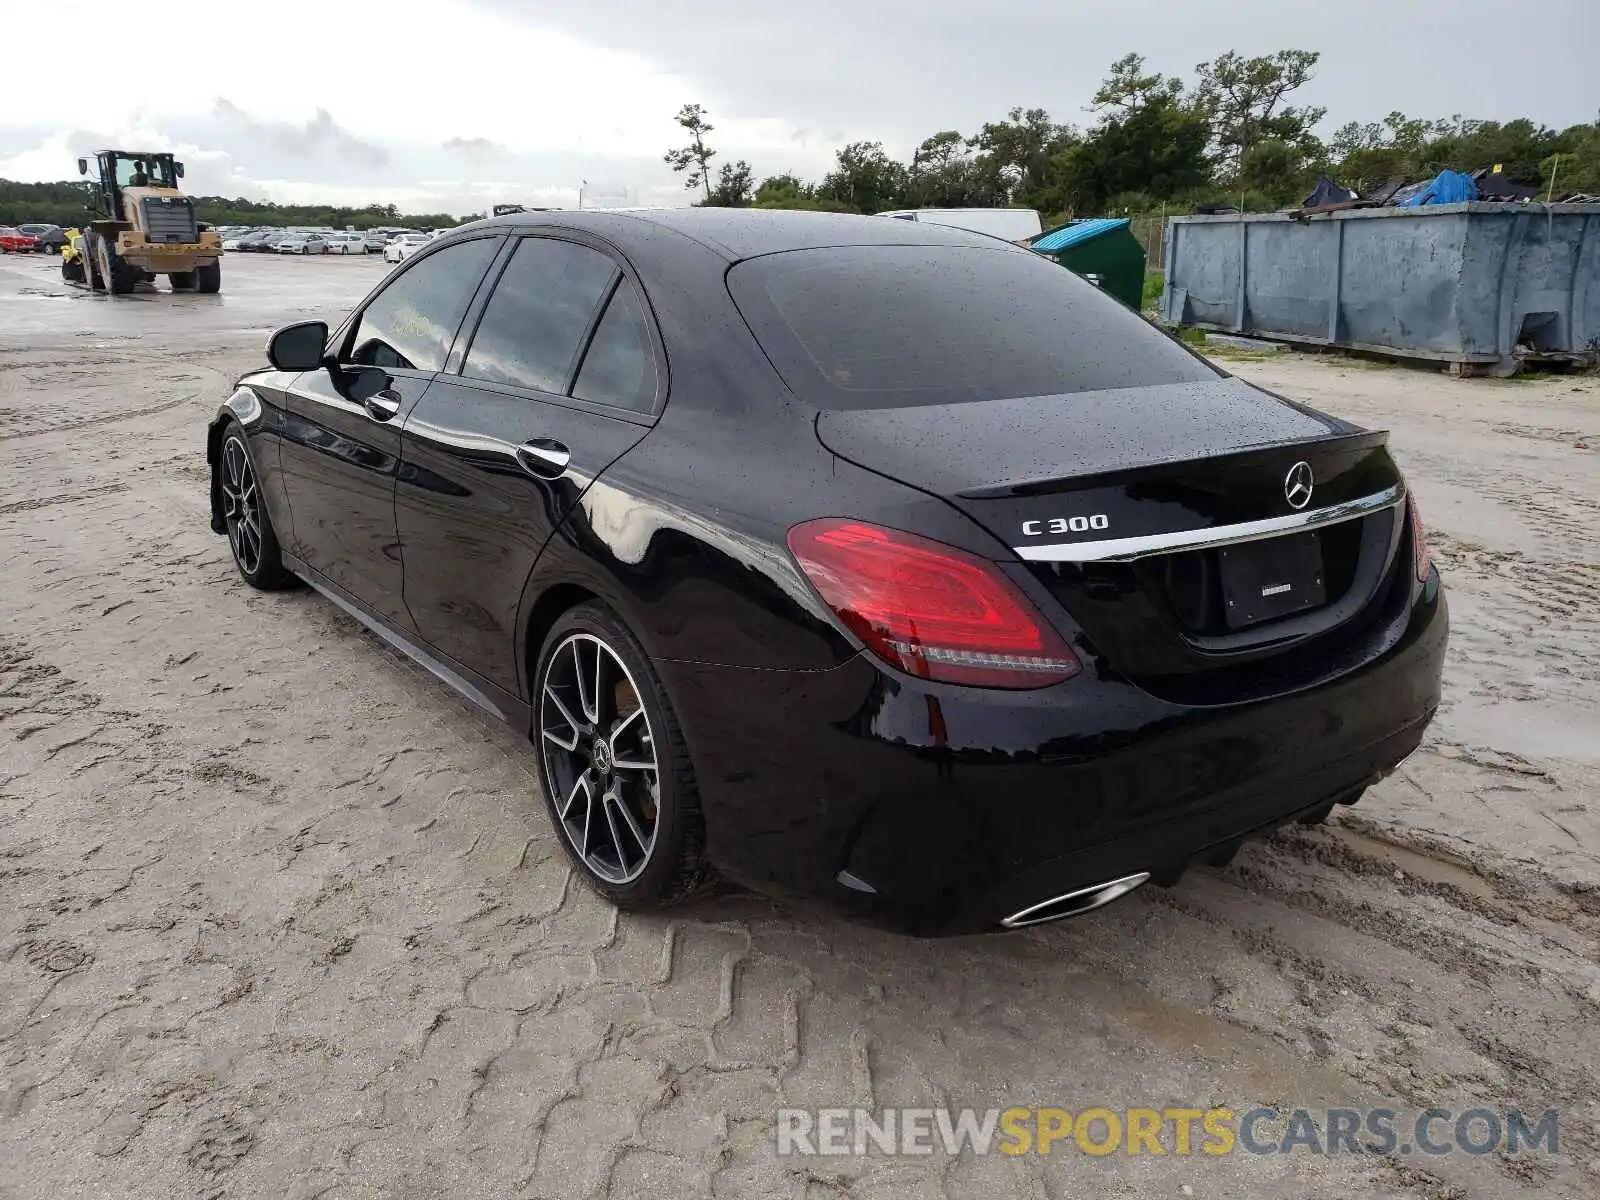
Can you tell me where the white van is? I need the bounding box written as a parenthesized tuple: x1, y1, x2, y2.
(877, 207, 1044, 242)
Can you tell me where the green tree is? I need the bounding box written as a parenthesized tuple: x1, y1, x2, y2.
(1237, 139, 1320, 205)
(751, 174, 854, 212)
(1064, 58, 1212, 213)
(754, 174, 808, 204)
(907, 130, 979, 207)
(705, 159, 754, 207)
(1543, 123, 1600, 195)
(664, 104, 717, 202)
(1329, 111, 1434, 193)
(817, 141, 908, 212)
(0, 178, 471, 229)
(1194, 49, 1326, 178)
(1093, 53, 1185, 112)
(1419, 117, 1561, 185)
(967, 107, 1078, 209)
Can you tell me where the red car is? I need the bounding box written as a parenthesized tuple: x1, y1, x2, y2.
(0, 227, 40, 253)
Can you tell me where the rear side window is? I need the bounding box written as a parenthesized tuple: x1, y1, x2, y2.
(348, 236, 499, 372)
(463, 237, 618, 393)
(572, 280, 658, 413)
(727, 245, 1217, 409)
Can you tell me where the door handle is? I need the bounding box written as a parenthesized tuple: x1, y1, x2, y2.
(515, 439, 571, 479)
(363, 389, 401, 421)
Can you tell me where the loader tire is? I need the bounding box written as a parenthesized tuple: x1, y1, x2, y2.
(84, 234, 105, 291)
(169, 270, 198, 291)
(97, 237, 137, 295)
(196, 262, 221, 294)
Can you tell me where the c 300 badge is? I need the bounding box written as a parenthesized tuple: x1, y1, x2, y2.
(1021, 514, 1110, 537)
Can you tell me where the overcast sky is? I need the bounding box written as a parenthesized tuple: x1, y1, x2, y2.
(1, 0, 1594, 214)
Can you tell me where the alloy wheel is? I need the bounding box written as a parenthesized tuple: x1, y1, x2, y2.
(221, 437, 262, 575)
(540, 633, 660, 884)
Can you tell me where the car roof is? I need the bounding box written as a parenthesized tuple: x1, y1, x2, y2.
(458, 206, 1012, 261)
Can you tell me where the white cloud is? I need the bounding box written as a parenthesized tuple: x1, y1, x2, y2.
(9, 0, 1589, 213)
(0, 0, 840, 213)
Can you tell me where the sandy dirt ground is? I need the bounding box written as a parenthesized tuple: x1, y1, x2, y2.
(0, 251, 1596, 1199)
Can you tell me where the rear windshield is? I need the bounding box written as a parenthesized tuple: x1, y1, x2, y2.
(727, 245, 1217, 409)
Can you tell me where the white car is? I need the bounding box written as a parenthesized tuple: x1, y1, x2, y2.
(276, 234, 328, 255)
(322, 233, 368, 255)
(383, 233, 431, 264)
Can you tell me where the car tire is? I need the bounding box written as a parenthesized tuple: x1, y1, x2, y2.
(533, 603, 710, 909)
(218, 423, 294, 590)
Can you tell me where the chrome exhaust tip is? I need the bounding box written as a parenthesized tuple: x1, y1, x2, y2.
(1000, 872, 1151, 929)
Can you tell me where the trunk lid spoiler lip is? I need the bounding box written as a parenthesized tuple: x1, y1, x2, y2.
(957, 428, 1391, 500)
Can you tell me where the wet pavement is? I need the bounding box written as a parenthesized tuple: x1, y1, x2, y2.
(0, 249, 388, 348)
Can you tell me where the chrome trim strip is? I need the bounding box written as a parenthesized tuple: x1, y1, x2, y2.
(1012, 483, 1405, 563)
(1000, 872, 1152, 928)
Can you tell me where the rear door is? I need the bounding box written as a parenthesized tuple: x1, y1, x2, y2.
(276, 233, 500, 628)
(396, 232, 662, 695)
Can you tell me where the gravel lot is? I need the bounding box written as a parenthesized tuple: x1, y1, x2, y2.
(1, 251, 1596, 1199)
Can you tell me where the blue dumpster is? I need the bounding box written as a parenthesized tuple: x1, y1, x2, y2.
(1163, 203, 1600, 372)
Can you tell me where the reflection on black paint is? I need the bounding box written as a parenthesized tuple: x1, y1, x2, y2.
(396, 459, 472, 498)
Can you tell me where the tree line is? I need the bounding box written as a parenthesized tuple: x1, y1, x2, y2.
(0, 179, 463, 230)
(666, 49, 1600, 221)
(3, 48, 1594, 229)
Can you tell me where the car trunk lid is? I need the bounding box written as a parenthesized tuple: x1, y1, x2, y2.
(816, 379, 1409, 700)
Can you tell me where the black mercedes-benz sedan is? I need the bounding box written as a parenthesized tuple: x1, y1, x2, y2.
(205, 208, 1447, 935)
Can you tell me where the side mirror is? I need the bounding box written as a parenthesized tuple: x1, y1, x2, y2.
(77, 158, 89, 176)
(266, 320, 329, 371)
(175, 161, 185, 179)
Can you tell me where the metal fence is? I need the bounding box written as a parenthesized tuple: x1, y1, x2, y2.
(1130, 215, 1166, 271)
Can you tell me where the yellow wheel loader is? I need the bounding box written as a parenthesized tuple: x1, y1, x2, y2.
(66, 151, 222, 295)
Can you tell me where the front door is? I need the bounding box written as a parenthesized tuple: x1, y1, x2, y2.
(396, 234, 663, 695)
(276, 234, 501, 626)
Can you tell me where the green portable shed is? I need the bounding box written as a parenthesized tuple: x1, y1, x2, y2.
(1029, 217, 1147, 310)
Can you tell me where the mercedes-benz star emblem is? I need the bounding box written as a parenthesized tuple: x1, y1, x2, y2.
(1284, 461, 1315, 510)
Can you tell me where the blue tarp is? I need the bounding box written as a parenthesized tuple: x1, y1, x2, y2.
(1398, 169, 1479, 207)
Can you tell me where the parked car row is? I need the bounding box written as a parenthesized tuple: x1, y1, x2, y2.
(0, 222, 457, 260)
(1, 223, 70, 253)
(216, 226, 458, 258)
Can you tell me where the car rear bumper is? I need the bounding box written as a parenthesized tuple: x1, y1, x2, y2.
(659, 572, 1447, 936)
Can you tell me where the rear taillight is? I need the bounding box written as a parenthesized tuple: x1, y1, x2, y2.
(786, 519, 1080, 689)
(1408, 497, 1430, 581)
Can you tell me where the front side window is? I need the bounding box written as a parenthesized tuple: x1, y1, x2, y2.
(347, 237, 499, 372)
(462, 237, 618, 394)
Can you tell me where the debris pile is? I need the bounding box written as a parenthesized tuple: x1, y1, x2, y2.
(1199, 164, 1597, 220)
